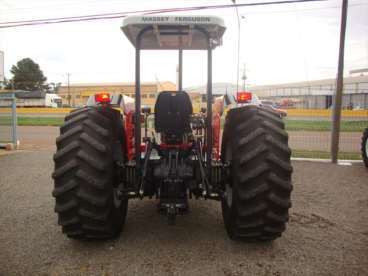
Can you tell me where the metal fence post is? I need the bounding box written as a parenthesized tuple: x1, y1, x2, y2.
(331, 0, 348, 163)
(11, 93, 17, 147)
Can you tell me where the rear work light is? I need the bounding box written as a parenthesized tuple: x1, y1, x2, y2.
(236, 92, 252, 103)
(95, 93, 111, 103)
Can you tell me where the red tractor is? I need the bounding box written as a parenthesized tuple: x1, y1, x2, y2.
(52, 15, 293, 241)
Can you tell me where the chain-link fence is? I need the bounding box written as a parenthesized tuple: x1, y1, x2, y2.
(284, 109, 367, 161)
(0, 93, 17, 147)
(216, 108, 366, 161)
(211, 103, 366, 161)
(251, 77, 368, 161)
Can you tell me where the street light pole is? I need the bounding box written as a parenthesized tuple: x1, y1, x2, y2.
(232, 0, 241, 93)
(331, 0, 348, 164)
(242, 63, 247, 91)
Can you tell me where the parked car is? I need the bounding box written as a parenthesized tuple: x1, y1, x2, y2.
(260, 100, 287, 117)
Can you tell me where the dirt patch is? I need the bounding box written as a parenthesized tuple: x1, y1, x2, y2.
(0, 150, 367, 275)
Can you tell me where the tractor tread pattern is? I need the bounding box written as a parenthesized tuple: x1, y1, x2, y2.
(222, 106, 293, 242)
(362, 128, 368, 167)
(52, 107, 127, 240)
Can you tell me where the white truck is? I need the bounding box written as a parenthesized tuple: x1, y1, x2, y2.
(44, 93, 62, 108)
(15, 92, 62, 108)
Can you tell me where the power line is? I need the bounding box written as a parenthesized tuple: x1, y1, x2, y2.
(0, 0, 200, 13)
(240, 2, 367, 15)
(0, 0, 326, 29)
(1, 0, 199, 23)
(1, 0, 129, 12)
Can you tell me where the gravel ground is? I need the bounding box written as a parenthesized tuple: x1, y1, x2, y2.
(0, 139, 367, 275)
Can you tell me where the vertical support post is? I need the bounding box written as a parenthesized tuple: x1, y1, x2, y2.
(67, 73, 70, 107)
(178, 49, 183, 91)
(206, 47, 212, 170)
(232, 0, 241, 94)
(134, 26, 152, 175)
(135, 46, 141, 170)
(331, 0, 348, 164)
(11, 93, 17, 147)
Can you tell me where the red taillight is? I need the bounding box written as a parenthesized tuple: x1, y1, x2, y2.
(237, 92, 252, 103)
(95, 93, 110, 103)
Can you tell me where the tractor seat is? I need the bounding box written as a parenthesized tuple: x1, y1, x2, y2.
(154, 91, 193, 137)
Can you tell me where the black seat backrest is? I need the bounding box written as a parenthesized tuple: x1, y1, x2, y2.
(154, 91, 193, 136)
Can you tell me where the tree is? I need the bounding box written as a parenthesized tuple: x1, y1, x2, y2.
(2, 77, 11, 89)
(9, 58, 47, 91)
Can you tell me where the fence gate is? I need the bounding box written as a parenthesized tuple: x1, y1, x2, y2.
(0, 93, 17, 148)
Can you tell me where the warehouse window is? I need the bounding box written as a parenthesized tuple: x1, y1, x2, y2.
(343, 83, 356, 93)
(142, 94, 147, 98)
(358, 82, 368, 91)
(149, 93, 156, 98)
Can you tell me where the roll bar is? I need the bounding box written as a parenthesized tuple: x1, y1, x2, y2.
(121, 15, 226, 172)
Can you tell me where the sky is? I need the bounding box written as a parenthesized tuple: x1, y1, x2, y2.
(0, 0, 367, 88)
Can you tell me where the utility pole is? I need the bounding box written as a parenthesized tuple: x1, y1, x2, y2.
(67, 73, 71, 107)
(241, 63, 247, 91)
(331, 0, 348, 164)
(232, 0, 241, 93)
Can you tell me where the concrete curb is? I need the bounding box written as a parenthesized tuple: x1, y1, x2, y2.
(291, 157, 363, 166)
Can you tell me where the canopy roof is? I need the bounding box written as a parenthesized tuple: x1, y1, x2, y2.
(121, 15, 226, 50)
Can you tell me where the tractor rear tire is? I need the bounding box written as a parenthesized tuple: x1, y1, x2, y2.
(52, 106, 128, 240)
(362, 128, 368, 167)
(221, 106, 293, 241)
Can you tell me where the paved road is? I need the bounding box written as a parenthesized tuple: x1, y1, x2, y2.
(0, 147, 367, 275)
(17, 125, 59, 150)
(16, 126, 362, 153)
(288, 130, 362, 152)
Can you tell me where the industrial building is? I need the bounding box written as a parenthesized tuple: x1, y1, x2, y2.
(187, 76, 368, 110)
(58, 81, 177, 107)
(250, 75, 368, 109)
(0, 90, 62, 107)
(186, 82, 238, 102)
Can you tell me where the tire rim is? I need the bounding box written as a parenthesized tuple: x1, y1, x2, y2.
(225, 183, 233, 207)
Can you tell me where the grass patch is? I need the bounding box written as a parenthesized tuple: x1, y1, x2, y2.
(10, 116, 368, 133)
(220, 117, 366, 132)
(285, 120, 366, 132)
(292, 149, 361, 160)
(17, 117, 64, 126)
(0, 117, 12, 126)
